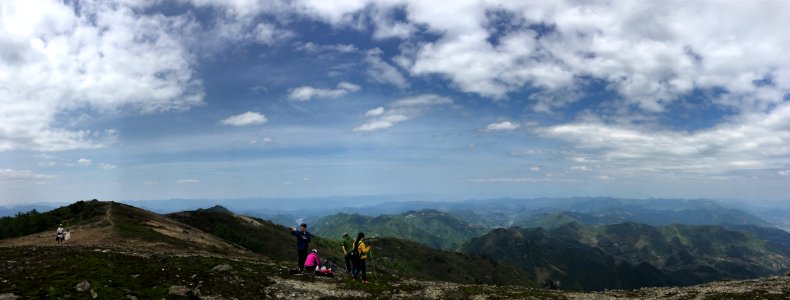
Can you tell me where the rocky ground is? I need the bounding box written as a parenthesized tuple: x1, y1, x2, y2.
(1, 245, 789, 299)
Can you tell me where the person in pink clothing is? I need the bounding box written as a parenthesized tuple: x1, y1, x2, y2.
(303, 249, 321, 272)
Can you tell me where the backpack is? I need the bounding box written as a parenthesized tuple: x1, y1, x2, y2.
(350, 240, 360, 257)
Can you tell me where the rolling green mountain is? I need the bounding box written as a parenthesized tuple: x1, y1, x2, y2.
(311, 209, 489, 250)
(461, 226, 670, 291)
(583, 222, 790, 284)
(169, 206, 535, 286)
(462, 222, 790, 291)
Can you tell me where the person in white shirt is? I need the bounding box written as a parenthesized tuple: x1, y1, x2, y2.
(56, 224, 65, 244)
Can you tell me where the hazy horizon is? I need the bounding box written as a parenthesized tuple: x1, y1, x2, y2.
(2, 1, 789, 205)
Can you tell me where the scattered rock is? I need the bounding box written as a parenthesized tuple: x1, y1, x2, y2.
(125, 294, 138, 300)
(90, 289, 98, 299)
(75, 281, 91, 292)
(168, 285, 190, 296)
(212, 264, 233, 272)
(102, 249, 111, 253)
(131, 274, 141, 279)
(0, 293, 21, 300)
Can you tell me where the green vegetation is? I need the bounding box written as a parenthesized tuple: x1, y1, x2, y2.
(0, 200, 107, 240)
(463, 222, 790, 291)
(371, 237, 535, 286)
(168, 208, 345, 264)
(312, 209, 489, 250)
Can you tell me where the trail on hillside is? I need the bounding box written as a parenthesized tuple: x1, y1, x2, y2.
(105, 203, 115, 227)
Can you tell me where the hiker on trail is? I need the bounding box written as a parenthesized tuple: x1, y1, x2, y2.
(64, 229, 71, 243)
(304, 249, 321, 272)
(290, 223, 312, 272)
(352, 232, 371, 283)
(55, 224, 65, 244)
(341, 233, 354, 275)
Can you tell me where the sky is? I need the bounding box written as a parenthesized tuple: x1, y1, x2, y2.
(1, 0, 789, 205)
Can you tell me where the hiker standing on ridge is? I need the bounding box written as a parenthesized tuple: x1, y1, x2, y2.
(55, 224, 65, 244)
(352, 232, 371, 283)
(341, 233, 354, 276)
(290, 223, 312, 272)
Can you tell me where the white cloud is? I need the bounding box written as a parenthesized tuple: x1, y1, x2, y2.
(100, 163, 117, 170)
(296, 42, 358, 54)
(571, 166, 591, 172)
(779, 170, 790, 176)
(0, 0, 203, 152)
(531, 166, 541, 172)
(539, 103, 790, 177)
(510, 149, 542, 157)
(291, 1, 790, 116)
(365, 48, 408, 88)
(485, 121, 520, 132)
(365, 107, 385, 117)
(177, 179, 199, 184)
(221, 111, 268, 126)
(77, 158, 92, 166)
(354, 94, 452, 132)
(142, 181, 158, 185)
(38, 161, 56, 167)
(0, 169, 55, 181)
(287, 82, 361, 101)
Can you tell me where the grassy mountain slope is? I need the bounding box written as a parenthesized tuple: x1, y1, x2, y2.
(559, 222, 790, 284)
(168, 207, 344, 264)
(311, 209, 489, 250)
(461, 226, 670, 291)
(0, 200, 250, 255)
(463, 222, 790, 291)
(371, 237, 534, 286)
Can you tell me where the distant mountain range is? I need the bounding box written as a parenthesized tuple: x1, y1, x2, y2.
(0, 204, 56, 217)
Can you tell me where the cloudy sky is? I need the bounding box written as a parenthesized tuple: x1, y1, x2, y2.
(1, 0, 789, 205)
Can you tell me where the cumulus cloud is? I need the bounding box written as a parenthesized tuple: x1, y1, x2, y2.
(538, 103, 790, 177)
(485, 121, 520, 132)
(290, 1, 790, 116)
(221, 111, 268, 126)
(0, 0, 203, 152)
(354, 94, 452, 132)
(177, 179, 199, 184)
(77, 158, 92, 166)
(288, 82, 361, 101)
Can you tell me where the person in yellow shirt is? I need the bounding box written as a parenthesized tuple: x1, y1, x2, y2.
(352, 232, 371, 283)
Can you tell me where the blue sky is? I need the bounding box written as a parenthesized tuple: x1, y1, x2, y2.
(1, 0, 789, 205)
